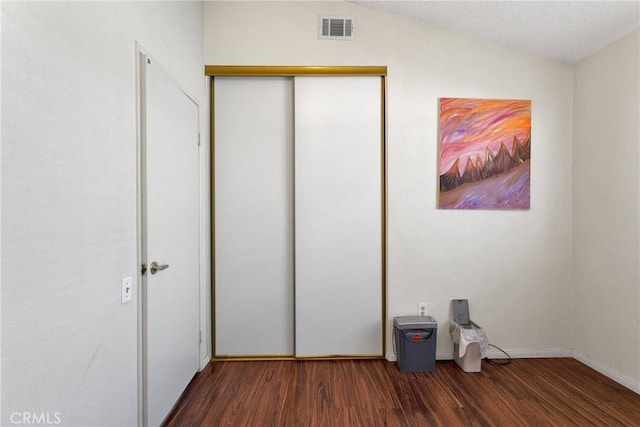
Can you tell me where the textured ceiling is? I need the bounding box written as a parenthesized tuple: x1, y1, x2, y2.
(354, 1, 640, 63)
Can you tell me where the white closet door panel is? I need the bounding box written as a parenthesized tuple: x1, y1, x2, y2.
(215, 77, 294, 356)
(294, 76, 382, 357)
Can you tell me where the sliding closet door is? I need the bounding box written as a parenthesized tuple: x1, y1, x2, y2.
(214, 77, 294, 356)
(294, 76, 383, 357)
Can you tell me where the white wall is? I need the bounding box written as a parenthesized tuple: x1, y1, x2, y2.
(205, 1, 574, 360)
(573, 29, 640, 391)
(1, 2, 206, 425)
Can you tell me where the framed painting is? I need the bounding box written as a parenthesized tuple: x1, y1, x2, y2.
(438, 98, 531, 210)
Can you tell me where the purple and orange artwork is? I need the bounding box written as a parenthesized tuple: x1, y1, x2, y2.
(438, 98, 531, 210)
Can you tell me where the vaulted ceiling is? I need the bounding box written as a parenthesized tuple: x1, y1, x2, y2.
(354, 1, 640, 63)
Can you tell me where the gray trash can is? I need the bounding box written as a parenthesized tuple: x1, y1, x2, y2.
(394, 316, 438, 372)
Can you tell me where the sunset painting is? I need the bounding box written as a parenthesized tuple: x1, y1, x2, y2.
(438, 98, 531, 210)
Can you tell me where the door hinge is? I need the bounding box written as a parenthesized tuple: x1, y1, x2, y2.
(197, 132, 201, 146)
(141, 263, 147, 276)
(199, 331, 202, 344)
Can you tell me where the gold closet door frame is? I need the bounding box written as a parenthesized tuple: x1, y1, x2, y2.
(208, 66, 387, 361)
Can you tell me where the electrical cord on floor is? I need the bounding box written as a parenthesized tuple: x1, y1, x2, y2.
(484, 344, 512, 366)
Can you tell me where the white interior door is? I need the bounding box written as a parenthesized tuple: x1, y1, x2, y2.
(141, 53, 200, 426)
(214, 77, 294, 356)
(294, 76, 383, 357)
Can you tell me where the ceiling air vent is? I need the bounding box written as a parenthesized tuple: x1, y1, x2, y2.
(319, 16, 355, 41)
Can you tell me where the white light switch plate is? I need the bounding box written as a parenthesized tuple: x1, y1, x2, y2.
(121, 277, 133, 304)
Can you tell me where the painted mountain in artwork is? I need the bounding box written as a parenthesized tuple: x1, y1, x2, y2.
(438, 98, 532, 210)
(440, 132, 531, 192)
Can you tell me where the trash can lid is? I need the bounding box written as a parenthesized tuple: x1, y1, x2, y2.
(394, 315, 437, 329)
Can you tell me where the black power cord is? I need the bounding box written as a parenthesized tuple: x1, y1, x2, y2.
(484, 344, 512, 366)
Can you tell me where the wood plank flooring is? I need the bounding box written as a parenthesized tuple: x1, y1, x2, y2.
(164, 358, 640, 426)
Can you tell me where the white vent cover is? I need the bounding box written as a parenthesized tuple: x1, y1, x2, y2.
(319, 16, 355, 40)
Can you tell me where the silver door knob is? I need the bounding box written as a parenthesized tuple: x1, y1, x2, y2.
(150, 261, 169, 275)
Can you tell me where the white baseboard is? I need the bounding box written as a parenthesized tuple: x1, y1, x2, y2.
(438, 348, 573, 360)
(573, 351, 640, 395)
(386, 348, 573, 362)
(200, 354, 211, 371)
(484, 348, 574, 359)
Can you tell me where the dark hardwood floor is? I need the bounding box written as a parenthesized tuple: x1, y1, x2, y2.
(164, 358, 640, 426)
